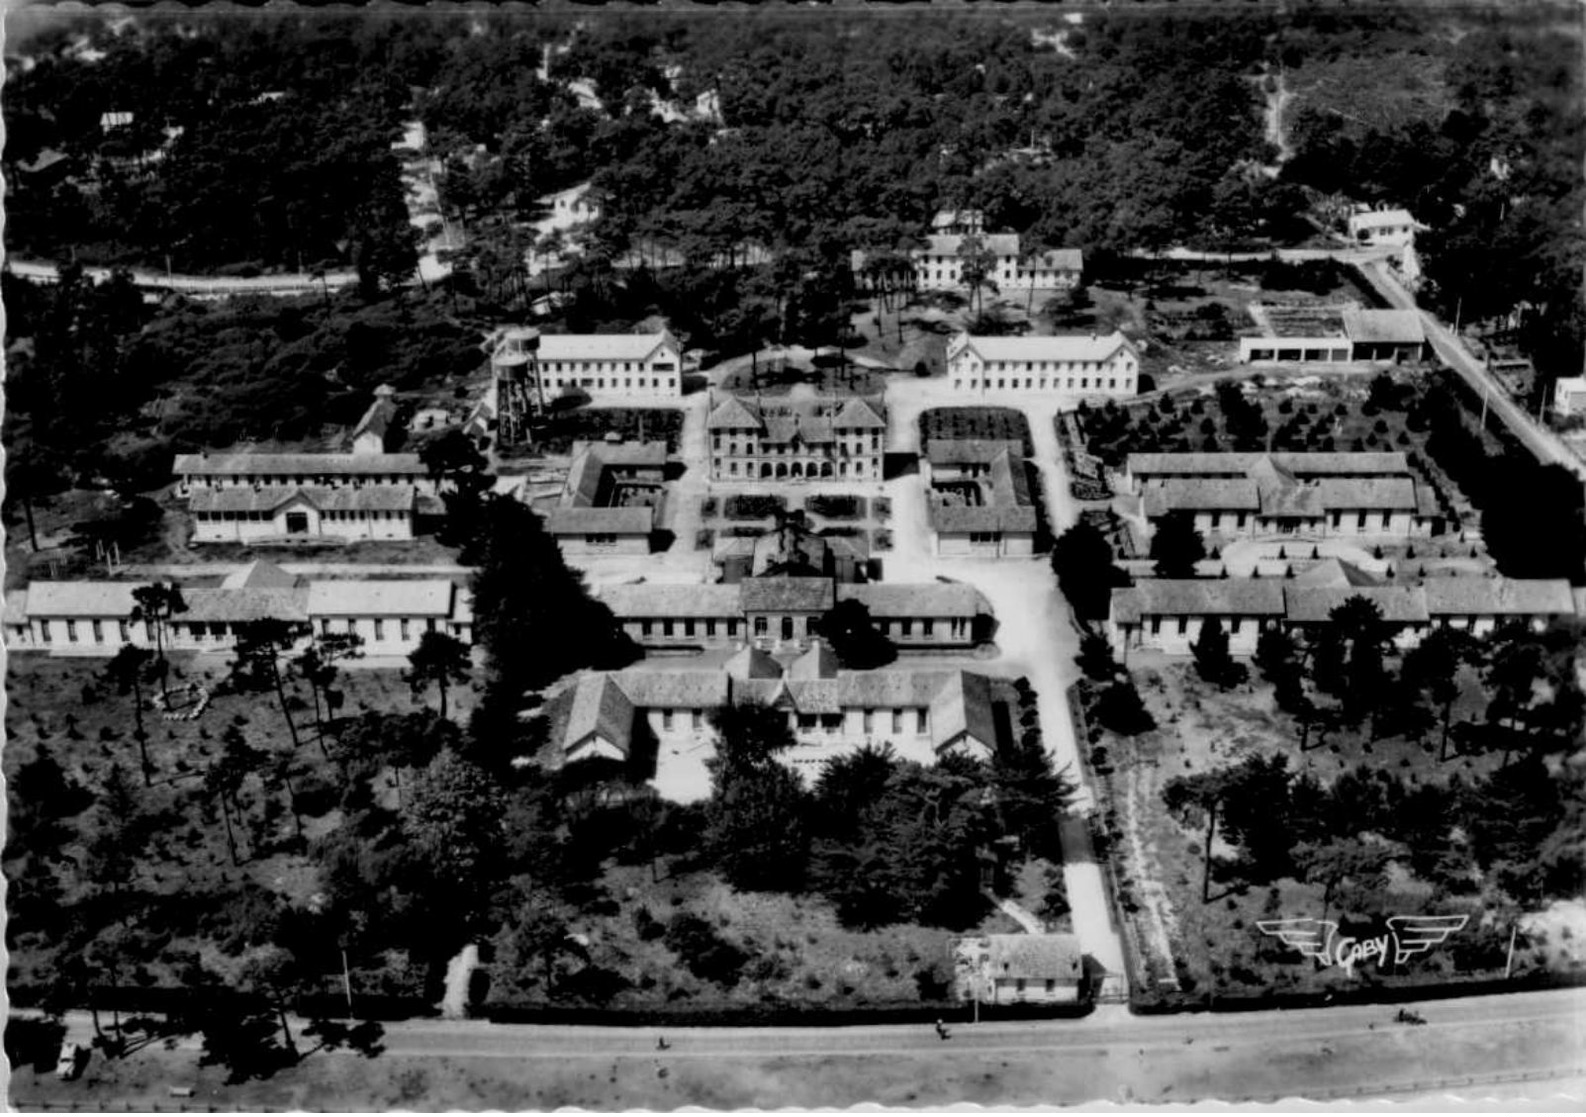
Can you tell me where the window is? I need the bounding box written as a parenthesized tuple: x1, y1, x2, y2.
(427, 618, 438, 633)
(923, 619, 934, 637)
(863, 709, 873, 732)
(374, 619, 385, 641)
(727, 619, 739, 637)
(706, 619, 716, 637)
(684, 620, 695, 637)
(692, 709, 703, 729)
(641, 620, 653, 636)
(754, 616, 769, 637)
(1046, 979, 1057, 994)
(663, 620, 675, 637)
(66, 620, 78, 643)
(1177, 617, 1188, 635)
(400, 619, 411, 640)
(1357, 512, 1367, 529)
(663, 709, 674, 730)
(901, 619, 913, 637)
(892, 709, 903, 734)
(118, 621, 130, 642)
(916, 708, 928, 733)
(1150, 616, 1162, 635)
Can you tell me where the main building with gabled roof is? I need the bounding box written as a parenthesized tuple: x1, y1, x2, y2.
(706, 391, 887, 481)
(946, 331, 1139, 400)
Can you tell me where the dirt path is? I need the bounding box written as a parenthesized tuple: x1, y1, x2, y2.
(438, 944, 479, 1020)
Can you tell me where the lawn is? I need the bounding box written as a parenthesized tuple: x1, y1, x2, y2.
(1081, 658, 1559, 1007)
(3, 654, 478, 997)
(919, 408, 1034, 457)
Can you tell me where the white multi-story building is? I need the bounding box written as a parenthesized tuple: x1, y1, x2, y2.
(946, 332, 1139, 398)
(902, 235, 1083, 293)
(189, 486, 417, 544)
(491, 329, 684, 408)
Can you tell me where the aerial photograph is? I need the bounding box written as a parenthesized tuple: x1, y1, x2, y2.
(2, 0, 1583, 1110)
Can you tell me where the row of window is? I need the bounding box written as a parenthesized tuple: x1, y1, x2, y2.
(194, 509, 410, 522)
(655, 706, 932, 734)
(531, 360, 676, 373)
(953, 376, 1128, 392)
(715, 459, 869, 477)
(187, 475, 424, 487)
(713, 437, 881, 453)
(635, 616, 964, 639)
(1141, 615, 1541, 636)
(530, 376, 674, 392)
(971, 360, 1115, 373)
(1170, 512, 1412, 529)
(30, 616, 461, 644)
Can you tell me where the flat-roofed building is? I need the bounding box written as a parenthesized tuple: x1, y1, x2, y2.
(947, 332, 1138, 399)
(1239, 304, 1429, 364)
(1347, 207, 1421, 247)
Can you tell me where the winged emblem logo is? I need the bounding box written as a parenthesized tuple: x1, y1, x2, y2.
(1256, 915, 1468, 976)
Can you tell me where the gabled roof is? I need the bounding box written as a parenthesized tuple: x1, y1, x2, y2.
(922, 233, 1021, 257)
(1348, 208, 1416, 230)
(189, 486, 417, 514)
(545, 507, 655, 536)
(221, 560, 298, 590)
(535, 331, 679, 362)
(930, 671, 1000, 753)
(1304, 478, 1420, 511)
(841, 583, 990, 618)
(949, 331, 1134, 365)
(927, 439, 1024, 466)
(740, 577, 835, 614)
(1421, 577, 1576, 617)
(1282, 585, 1429, 625)
(724, 645, 783, 680)
(173, 452, 425, 477)
(181, 587, 309, 624)
(599, 583, 744, 619)
(305, 580, 456, 618)
(611, 669, 730, 710)
(563, 675, 636, 756)
(23, 581, 146, 618)
(788, 641, 840, 680)
(707, 396, 763, 430)
(1293, 558, 1382, 588)
(832, 397, 887, 429)
(1142, 479, 1260, 515)
(1126, 452, 1411, 478)
(976, 933, 1085, 980)
(1109, 581, 1287, 625)
(351, 397, 399, 448)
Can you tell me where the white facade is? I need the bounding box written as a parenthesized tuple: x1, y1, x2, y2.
(492, 329, 684, 405)
(1348, 208, 1420, 247)
(946, 332, 1139, 398)
(903, 234, 1082, 293)
(173, 453, 433, 494)
(1552, 377, 1586, 418)
(189, 487, 417, 544)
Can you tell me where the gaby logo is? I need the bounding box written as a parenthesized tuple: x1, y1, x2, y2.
(1256, 915, 1468, 977)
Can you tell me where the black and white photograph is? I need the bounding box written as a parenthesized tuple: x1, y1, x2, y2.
(2, 0, 1583, 1109)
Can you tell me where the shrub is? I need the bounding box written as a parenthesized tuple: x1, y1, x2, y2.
(724, 494, 786, 520)
(807, 494, 862, 520)
(634, 907, 667, 943)
(701, 498, 718, 518)
(695, 528, 715, 550)
(664, 913, 752, 988)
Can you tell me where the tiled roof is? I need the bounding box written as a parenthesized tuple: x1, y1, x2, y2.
(1305, 478, 1420, 511)
(564, 675, 636, 756)
(929, 449, 1038, 535)
(922, 233, 1021, 258)
(740, 577, 836, 614)
(788, 641, 840, 680)
(840, 582, 989, 618)
(1342, 308, 1425, 345)
(181, 587, 309, 624)
(544, 507, 655, 535)
(786, 679, 844, 713)
(1142, 479, 1260, 515)
(1109, 580, 1286, 625)
(926, 439, 1024, 466)
(1126, 452, 1411, 478)
(707, 395, 885, 438)
(724, 645, 783, 679)
(612, 669, 730, 710)
(533, 331, 678, 362)
(977, 933, 1085, 980)
(189, 486, 417, 514)
(1283, 585, 1429, 624)
(1293, 559, 1382, 588)
(305, 580, 456, 617)
(599, 582, 744, 618)
(572, 439, 669, 468)
(832, 398, 887, 429)
(351, 398, 399, 446)
(174, 452, 425, 477)
(1421, 577, 1576, 617)
(951, 331, 1134, 364)
(838, 669, 959, 709)
(930, 671, 1000, 753)
(707, 396, 763, 430)
(24, 581, 146, 617)
(221, 560, 298, 590)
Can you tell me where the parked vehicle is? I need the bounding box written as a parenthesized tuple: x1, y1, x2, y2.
(1394, 1008, 1426, 1026)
